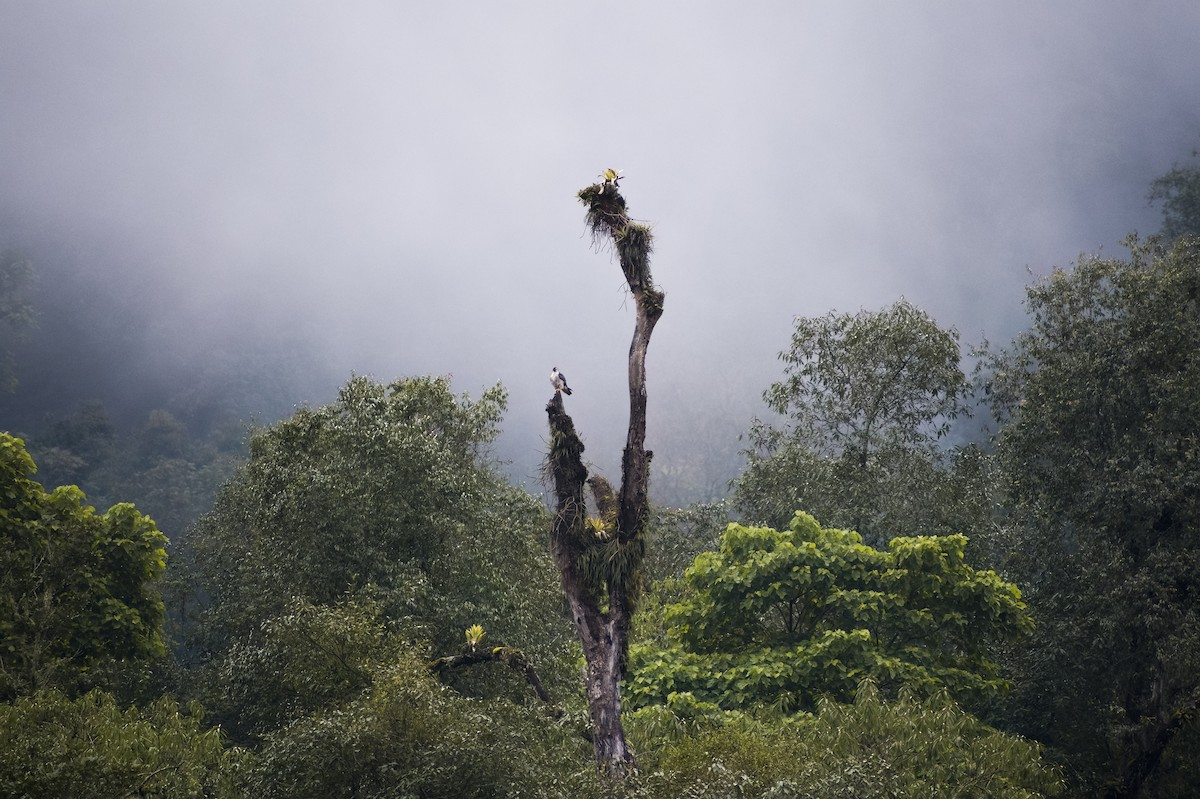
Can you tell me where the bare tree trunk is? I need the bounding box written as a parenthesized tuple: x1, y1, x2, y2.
(544, 179, 663, 781)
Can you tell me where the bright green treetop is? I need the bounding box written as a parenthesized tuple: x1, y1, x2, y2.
(628, 512, 1030, 712)
(0, 690, 242, 799)
(629, 682, 1062, 798)
(0, 433, 167, 698)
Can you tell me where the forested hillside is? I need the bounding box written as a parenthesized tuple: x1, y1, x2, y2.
(2, 153, 1199, 797)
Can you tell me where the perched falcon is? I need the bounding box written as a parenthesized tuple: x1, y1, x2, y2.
(550, 367, 573, 395)
(598, 168, 623, 192)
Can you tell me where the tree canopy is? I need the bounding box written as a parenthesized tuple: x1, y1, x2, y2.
(0, 250, 34, 395)
(0, 433, 167, 699)
(735, 300, 977, 544)
(985, 234, 1200, 798)
(8, 161, 1200, 797)
(1148, 155, 1200, 240)
(189, 375, 573, 738)
(0, 690, 241, 799)
(628, 682, 1062, 799)
(628, 512, 1031, 713)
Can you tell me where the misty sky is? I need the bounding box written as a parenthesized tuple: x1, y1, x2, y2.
(2, 2, 1199, 499)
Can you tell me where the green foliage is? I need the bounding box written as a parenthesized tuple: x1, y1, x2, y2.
(29, 404, 240, 541)
(626, 681, 1062, 798)
(200, 594, 398, 738)
(184, 590, 602, 798)
(0, 249, 35, 394)
(628, 512, 1030, 713)
(763, 299, 967, 454)
(735, 300, 978, 546)
(191, 376, 574, 737)
(25, 404, 243, 671)
(988, 236, 1200, 554)
(983, 235, 1200, 795)
(244, 645, 601, 799)
(0, 433, 167, 699)
(1148, 153, 1200, 240)
(32, 401, 117, 489)
(643, 501, 730, 584)
(0, 689, 244, 799)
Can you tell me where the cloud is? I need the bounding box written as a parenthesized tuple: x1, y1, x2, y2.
(2, 2, 1198, 497)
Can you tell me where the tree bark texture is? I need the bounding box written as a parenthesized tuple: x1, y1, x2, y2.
(545, 181, 663, 781)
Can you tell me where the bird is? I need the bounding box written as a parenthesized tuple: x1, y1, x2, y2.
(550, 367, 573, 395)
(598, 168, 623, 192)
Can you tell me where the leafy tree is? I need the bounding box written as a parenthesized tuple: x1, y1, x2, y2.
(543, 176, 664, 778)
(1148, 150, 1200, 240)
(627, 512, 1031, 713)
(0, 249, 35, 394)
(984, 235, 1200, 798)
(29, 400, 117, 489)
(204, 592, 559, 742)
(88, 409, 242, 541)
(244, 643, 601, 799)
(642, 501, 730, 584)
(735, 300, 975, 545)
(190, 375, 573, 738)
(24, 405, 242, 663)
(626, 681, 1062, 798)
(0, 689, 243, 799)
(201, 594, 393, 737)
(129, 408, 191, 465)
(0, 433, 167, 699)
(188, 579, 597, 797)
(29, 404, 240, 539)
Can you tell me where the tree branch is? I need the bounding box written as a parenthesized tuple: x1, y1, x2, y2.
(428, 646, 553, 704)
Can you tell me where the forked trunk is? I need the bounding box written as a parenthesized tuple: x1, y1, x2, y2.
(544, 179, 663, 781)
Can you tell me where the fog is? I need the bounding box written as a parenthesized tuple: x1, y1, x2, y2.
(2, 2, 1199, 501)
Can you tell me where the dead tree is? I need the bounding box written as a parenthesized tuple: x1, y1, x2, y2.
(545, 178, 664, 780)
